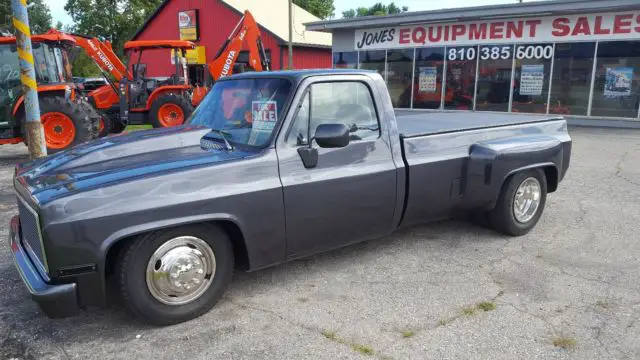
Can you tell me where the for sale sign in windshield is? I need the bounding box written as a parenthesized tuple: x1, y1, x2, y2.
(248, 101, 278, 145)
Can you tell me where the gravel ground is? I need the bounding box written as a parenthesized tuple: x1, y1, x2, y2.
(0, 126, 639, 360)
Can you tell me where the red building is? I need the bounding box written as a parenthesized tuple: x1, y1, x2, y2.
(132, 0, 332, 82)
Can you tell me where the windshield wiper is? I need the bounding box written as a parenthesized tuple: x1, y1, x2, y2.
(209, 129, 234, 151)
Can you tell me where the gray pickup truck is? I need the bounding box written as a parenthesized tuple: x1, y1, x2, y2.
(9, 69, 572, 325)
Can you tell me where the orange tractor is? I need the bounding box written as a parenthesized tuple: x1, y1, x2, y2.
(61, 30, 197, 133)
(65, 10, 269, 133)
(0, 31, 101, 153)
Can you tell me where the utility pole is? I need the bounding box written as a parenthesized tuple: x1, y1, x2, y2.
(11, 0, 46, 159)
(288, 0, 293, 69)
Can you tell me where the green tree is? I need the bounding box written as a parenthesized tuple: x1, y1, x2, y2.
(64, 0, 162, 78)
(293, 0, 335, 19)
(64, 0, 163, 57)
(0, 0, 52, 34)
(342, 2, 408, 18)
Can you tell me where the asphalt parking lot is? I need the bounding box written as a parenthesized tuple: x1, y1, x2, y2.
(0, 126, 639, 360)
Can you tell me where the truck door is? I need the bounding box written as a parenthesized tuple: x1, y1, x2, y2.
(276, 77, 397, 258)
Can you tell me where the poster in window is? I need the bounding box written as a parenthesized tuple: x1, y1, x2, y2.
(178, 10, 199, 40)
(604, 67, 633, 97)
(519, 64, 544, 96)
(248, 101, 278, 145)
(418, 67, 437, 93)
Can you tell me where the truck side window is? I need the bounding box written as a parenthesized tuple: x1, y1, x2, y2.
(287, 81, 380, 146)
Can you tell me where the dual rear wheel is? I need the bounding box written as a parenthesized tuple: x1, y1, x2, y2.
(477, 168, 548, 236)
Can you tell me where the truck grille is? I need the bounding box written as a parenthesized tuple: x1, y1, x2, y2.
(17, 196, 48, 274)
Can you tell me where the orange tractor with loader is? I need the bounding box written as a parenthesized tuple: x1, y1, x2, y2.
(0, 31, 101, 153)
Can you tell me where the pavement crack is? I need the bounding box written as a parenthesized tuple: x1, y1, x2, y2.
(227, 298, 325, 335)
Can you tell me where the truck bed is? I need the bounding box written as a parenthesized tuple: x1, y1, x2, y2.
(395, 110, 565, 138)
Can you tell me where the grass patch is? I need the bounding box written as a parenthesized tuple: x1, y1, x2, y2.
(401, 330, 414, 338)
(351, 343, 375, 355)
(461, 306, 476, 316)
(321, 330, 337, 340)
(125, 124, 152, 132)
(321, 330, 375, 356)
(296, 297, 309, 303)
(596, 300, 609, 309)
(552, 336, 577, 350)
(437, 318, 452, 326)
(477, 301, 496, 312)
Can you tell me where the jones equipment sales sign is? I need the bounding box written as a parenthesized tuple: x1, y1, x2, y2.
(354, 11, 640, 50)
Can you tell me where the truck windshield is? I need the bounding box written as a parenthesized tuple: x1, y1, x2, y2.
(187, 78, 292, 147)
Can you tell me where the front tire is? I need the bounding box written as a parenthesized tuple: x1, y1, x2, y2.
(488, 168, 548, 236)
(149, 94, 193, 128)
(116, 224, 234, 325)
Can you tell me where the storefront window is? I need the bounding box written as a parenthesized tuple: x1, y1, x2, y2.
(475, 44, 514, 112)
(386, 49, 413, 108)
(444, 46, 476, 110)
(333, 51, 358, 69)
(359, 50, 385, 77)
(413, 47, 444, 109)
(590, 41, 640, 118)
(511, 44, 554, 114)
(549, 42, 595, 116)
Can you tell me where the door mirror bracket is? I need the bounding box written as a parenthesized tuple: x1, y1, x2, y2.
(297, 147, 318, 169)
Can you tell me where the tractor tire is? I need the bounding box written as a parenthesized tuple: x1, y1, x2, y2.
(21, 96, 100, 154)
(149, 94, 194, 128)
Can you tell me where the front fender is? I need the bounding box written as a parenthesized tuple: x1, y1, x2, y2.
(99, 212, 248, 275)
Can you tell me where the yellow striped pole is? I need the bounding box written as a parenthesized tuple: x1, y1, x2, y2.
(11, 0, 47, 158)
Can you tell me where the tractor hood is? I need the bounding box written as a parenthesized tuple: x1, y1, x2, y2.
(14, 126, 255, 205)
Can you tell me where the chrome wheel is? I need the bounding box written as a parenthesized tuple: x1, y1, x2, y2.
(512, 177, 542, 223)
(145, 236, 216, 305)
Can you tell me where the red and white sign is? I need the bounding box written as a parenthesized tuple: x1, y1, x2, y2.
(355, 11, 640, 50)
(251, 101, 278, 131)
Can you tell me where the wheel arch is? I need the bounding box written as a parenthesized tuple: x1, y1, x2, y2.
(145, 85, 192, 111)
(13, 89, 68, 118)
(502, 163, 558, 193)
(102, 215, 251, 281)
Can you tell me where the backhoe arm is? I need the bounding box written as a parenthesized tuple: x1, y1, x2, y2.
(66, 33, 130, 81)
(208, 10, 270, 81)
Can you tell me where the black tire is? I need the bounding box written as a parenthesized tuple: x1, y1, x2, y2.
(20, 96, 100, 154)
(488, 168, 548, 236)
(116, 224, 234, 326)
(95, 111, 111, 138)
(149, 94, 193, 128)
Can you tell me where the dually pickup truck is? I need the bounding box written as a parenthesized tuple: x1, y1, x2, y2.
(9, 69, 572, 325)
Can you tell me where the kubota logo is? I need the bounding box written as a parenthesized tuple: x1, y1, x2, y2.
(220, 51, 236, 77)
(88, 40, 115, 72)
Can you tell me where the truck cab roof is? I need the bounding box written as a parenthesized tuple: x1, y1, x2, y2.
(224, 68, 380, 82)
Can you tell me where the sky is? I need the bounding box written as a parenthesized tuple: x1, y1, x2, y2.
(46, 0, 532, 26)
(44, 0, 73, 26)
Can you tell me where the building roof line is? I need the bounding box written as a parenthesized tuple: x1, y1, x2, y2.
(304, 0, 640, 32)
(133, 0, 331, 47)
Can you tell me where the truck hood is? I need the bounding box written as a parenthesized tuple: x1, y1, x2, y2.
(14, 125, 255, 205)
